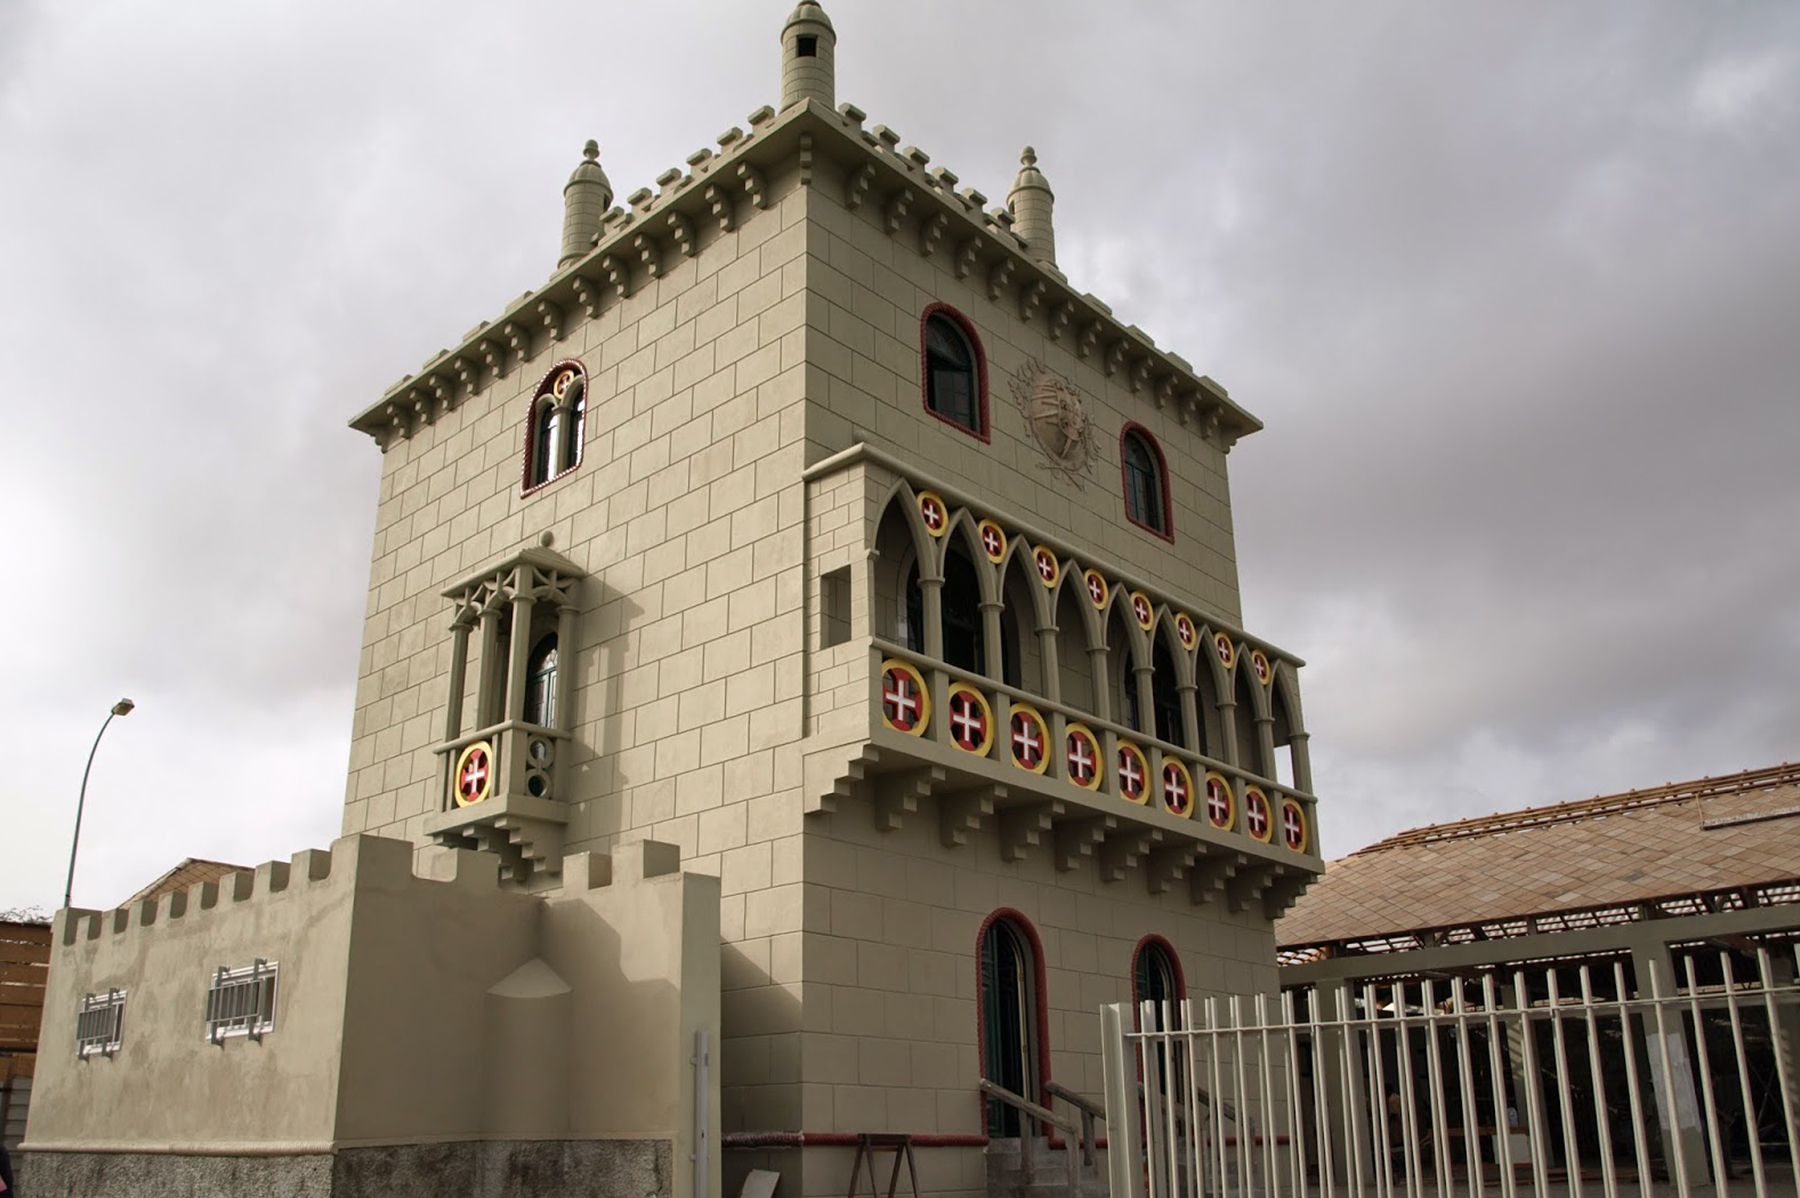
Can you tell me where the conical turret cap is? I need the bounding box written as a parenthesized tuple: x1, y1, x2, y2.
(783, 1, 835, 35)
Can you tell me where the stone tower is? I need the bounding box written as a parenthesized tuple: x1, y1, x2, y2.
(340, 4, 1323, 1196)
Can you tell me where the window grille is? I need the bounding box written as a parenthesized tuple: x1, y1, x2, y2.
(205, 960, 277, 1043)
(76, 988, 126, 1058)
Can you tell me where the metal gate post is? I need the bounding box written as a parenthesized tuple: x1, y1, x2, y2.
(1101, 1002, 1145, 1198)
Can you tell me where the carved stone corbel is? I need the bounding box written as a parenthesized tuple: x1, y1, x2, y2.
(1190, 849, 1246, 907)
(873, 766, 944, 833)
(1077, 321, 1102, 360)
(919, 210, 948, 258)
(665, 211, 696, 258)
(502, 321, 531, 367)
(452, 356, 480, 395)
(634, 232, 662, 281)
(1054, 815, 1114, 873)
(1098, 828, 1153, 884)
(954, 238, 982, 280)
(478, 337, 506, 379)
(845, 163, 876, 210)
(998, 800, 1063, 863)
(884, 188, 912, 235)
(424, 374, 454, 414)
(987, 258, 1014, 302)
(1145, 844, 1198, 895)
(938, 785, 996, 848)
(704, 183, 736, 232)
(1019, 279, 1046, 323)
(1130, 359, 1153, 395)
(572, 275, 603, 320)
(1105, 340, 1128, 378)
(537, 299, 564, 343)
(1048, 301, 1073, 342)
(738, 163, 768, 210)
(798, 133, 813, 187)
(599, 254, 630, 301)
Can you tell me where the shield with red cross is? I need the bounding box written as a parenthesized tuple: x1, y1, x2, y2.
(1117, 743, 1149, 804)
(946, 682, 993, 756)
(1244, 786, 1273, 843)
(918, 490, 949, 538)
(1281, 800, 1307, 853)
(1203, 772, 1234, 830)
(978, 519, 1007, 564)
(1161, 758, 1195, 819)
(1064, 724, 1101, 790)
(1250, 650, 1272, 687)
(1131, 591, 1155, 631)
(454, 740, 494, 808)
(1034, 546, 1060, 588)
(1008, 703, 1049, 775)
(1084, 569, 1109, 609)
(879, 660, 930, 735)
(1176, 613, 1197, 650)
(1213, 633, 1236, 670)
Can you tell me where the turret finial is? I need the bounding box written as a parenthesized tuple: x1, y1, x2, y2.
(1021, 146, 1037, 168)
(583, 139, 599, 162)
(559, 138, 614, 270)
(1008, 145, 1057, 269)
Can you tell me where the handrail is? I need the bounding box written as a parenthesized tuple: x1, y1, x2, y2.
(870, 637, 1315, 806)
(979, 1079, 1098, 1182)
(1043, 1081, 1105, 1120)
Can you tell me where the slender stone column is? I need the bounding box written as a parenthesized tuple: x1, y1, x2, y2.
(919, 576, 944, 660)
(1087, 645, 1112, 723)
(1131, 663, 1155, 738)
(444, 621, 471, 741)
(1177, 682, 1200, 754)
(1037, 622, 1061, 704)
(979, 599, 1004, 680)
(477, 603, 505, 727)
(1217, 698, 1241, 768)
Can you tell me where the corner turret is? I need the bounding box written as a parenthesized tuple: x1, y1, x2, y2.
(1007, 146, 1056, 269)
(559, 140, 613, 269)
(780, 2, 836, 112)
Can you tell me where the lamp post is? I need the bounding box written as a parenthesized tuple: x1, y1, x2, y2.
(63, 698, 135, 910)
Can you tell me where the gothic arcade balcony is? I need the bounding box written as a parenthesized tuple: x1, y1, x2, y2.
(803, 446, 1322, 916)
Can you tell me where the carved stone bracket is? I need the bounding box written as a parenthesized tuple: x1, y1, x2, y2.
(666, 212, 696, 258)
(537, 299, 564, 343)
(599, 254, 630, 302)
(1019, 279, 1046, 323)
(1078, 321, 1102, 361)
(798, 133, 814, 187)
(452, 356, 480, 395)
(704, 183, 736, 233)
(1190, 849, 1247, 907)
(939, 785, 996, 848)
(884, 188, 912, 235)
(919, 211, 948, 258)
(954, 239, 981, 280)
(1130, 359, 1153, 395)
(873, 766, 944, 832)
(478, 337, 506, 379)
(1098, 828, 1154, 884)
(739, 163, 768, 210)
(1146, 843, 1199, 895)
(634, 233, 662, 281)
(1054, 815, 1115, 873)
(1227, 862, 1275, 914)
(572, 275, 603, 320)
(1048, 302, 1073, 342)
(987, 259, 1014, 302)
(846, 163, 876, 210)
(1105, 341, 1127, 378)
(999, 800, 1063, 863)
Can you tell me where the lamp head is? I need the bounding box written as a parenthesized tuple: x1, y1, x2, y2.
(112, 699, 135, 717)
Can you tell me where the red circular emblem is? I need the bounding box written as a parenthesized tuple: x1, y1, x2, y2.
(1281, 799, 1308, 853)
(880, 660, 930, 735)
(1251, 649, 1272, 686)
(1034, 546, 1060, 588)
(1203, 772, 1234, 830)
(1244, 786, 1273, 843)
(1161, 758, 1195, 819)
(918, 490, 948, 537)
(1008, 703, 1049, 774)
(1176, 613, 1197, 650)
(1214, 633, 1236, 670)
(1117, 743, 1149, 804)
(454, 741, 494, 808)
(1084, 568, 1109, 609)
(1064, 724, 1101, 790)
(946, 683, 993, 755)
(978, 519, 1007, 564)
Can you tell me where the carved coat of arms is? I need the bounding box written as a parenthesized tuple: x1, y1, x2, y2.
(1009, 359, 1098, 488)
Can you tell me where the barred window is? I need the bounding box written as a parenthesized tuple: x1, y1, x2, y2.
(205, 960, 278, 1043)
(76, 988, 126, 1058)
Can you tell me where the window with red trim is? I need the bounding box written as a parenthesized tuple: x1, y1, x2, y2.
(1120, 424, 1173, 539)
(921, 306, 990, 441)
(522, 360, 587, 494)
(977, 910, 1046, 1137)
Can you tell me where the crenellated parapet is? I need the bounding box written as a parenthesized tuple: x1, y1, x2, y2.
(54, 835, 497, 948)
(350, 97, 1261, 455)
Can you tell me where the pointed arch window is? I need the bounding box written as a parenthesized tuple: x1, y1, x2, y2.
(1152, 640, 1185, 748)
(523, 634, 558, 727)
(1121, 423, 1172, 540)
(522, 360, 589, 493)
(921, 305, 989, 441)
(942, 545, 985, 674)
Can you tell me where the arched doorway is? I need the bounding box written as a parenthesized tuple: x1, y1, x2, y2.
(979, 913, 1043, 1137)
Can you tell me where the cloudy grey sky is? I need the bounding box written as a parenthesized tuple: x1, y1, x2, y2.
(3, 1, 1796, 912)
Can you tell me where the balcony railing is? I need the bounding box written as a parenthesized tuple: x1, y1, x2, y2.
(423, 720, 571, 881)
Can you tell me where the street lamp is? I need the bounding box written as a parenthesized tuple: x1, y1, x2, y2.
(63, 698, 136, 910)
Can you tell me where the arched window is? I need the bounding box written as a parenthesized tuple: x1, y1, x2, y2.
(979, 913, 1043, 1137)
(901, 562, 925, 654)
(921, 307, 988, 440)
(1132, 937, 1184, 1030)
(1152, 640, 1185, 748)
(529, 402, 557, 489)
(522, 361, 588, 493)
(941, 545, 985, 674)
(1121, 424, 1172, 539)
(523, 634, 558, 727)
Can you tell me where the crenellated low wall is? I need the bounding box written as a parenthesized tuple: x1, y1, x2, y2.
(23, 835, 720, 1198)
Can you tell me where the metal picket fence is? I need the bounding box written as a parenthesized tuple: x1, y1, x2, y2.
(1100, 944, 1800, 1198)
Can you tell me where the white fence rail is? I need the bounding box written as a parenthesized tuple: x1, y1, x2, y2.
(1100, 945, 1800, 1198)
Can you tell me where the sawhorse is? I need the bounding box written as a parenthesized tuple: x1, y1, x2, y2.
(845, 1133, 918, 1198)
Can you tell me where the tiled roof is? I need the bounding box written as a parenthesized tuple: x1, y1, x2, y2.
(123, 859, 252, 908)
(1276, 762, 1800, 952)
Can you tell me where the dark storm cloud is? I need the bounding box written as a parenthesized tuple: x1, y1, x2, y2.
(2, 0, 1796, 906)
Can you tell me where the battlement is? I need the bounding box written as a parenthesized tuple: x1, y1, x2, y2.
(352, 94, 1259, 454)
(55, 834, 688, 948)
